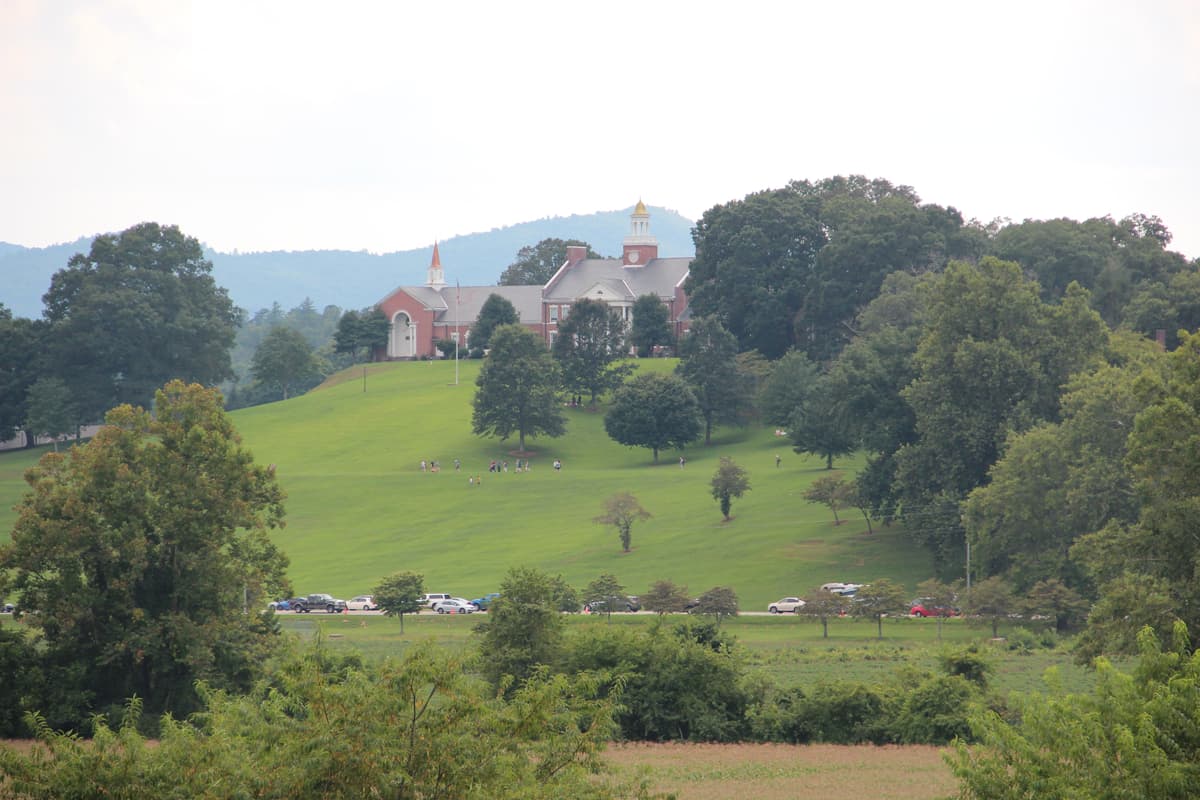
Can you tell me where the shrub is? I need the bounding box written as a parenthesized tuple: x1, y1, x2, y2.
(561, 620, 747, 742)
(892, 674, 978, 744)
(939, 643, 993, 687)
(785, 682, 898, 744)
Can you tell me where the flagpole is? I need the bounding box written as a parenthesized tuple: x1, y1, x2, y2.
(454, 281, 460, 386)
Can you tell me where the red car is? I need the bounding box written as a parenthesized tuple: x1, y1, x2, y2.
(909, 603, 959, 618)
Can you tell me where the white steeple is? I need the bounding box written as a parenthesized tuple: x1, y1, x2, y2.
(426, 241, 446, 288)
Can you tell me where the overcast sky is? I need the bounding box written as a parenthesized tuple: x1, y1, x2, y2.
(2, 0, 1198, 260)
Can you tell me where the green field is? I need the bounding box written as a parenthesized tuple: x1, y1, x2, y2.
(2, 359, 938, 608)
(276, 611, 1092, 697)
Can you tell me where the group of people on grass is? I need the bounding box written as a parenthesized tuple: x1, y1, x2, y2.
(417, 456, 556, 486)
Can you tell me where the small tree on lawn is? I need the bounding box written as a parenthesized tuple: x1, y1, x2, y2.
(710, 456, 750, 521)
(914, 577, 960, 640)
(853, 579, 908, 639)
(798, 587, 849, 638)
(803, 472, 850, 525)
(965, 576, 1018, 639)
(584, 574, 626, 621)
(641, 579, 691, 615)
(1022, 578, 1089, 634)
(373, 571, 425, 633)
(593, 492, 651, 553)
(692, 586, 739, 626)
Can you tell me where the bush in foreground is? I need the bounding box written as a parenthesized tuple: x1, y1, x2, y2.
(0, 642, 660, 800)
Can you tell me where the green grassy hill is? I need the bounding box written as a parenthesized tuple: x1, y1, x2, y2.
(2, 359, 937, 607)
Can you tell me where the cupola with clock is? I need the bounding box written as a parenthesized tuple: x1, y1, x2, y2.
(622, 199, 658, 267)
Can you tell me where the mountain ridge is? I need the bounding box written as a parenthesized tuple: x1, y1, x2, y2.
(0, 206, 695, 319)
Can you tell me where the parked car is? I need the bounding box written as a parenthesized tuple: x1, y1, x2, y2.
(347, 595, 377, 611)
(421, 593, 452, 609)
(268, 598, 292, 611)
(433, 598, 478, 614)
(585, 595, 640, 613)
(768, 597, 806, 613)
(2, 602, 14, 614)
(469, 592, 501, 611)
(909, 602, 960, 618)
(282, 597, 311, 612)
(305, 593, 348, 613)
(821, 582, 862, 596)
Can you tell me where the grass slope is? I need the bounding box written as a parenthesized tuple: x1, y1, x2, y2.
(229, 359, 935, 606)
(0, 360, 936, 607)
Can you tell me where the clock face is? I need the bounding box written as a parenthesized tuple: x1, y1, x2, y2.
(627, 250, 640, 264)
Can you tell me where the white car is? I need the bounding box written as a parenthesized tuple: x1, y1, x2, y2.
(768, 597, 806, 613)
(821, 582, 862, 596)
(347, 595, 377, 611)
(433, 598, 478, 614)
(421, 593, 452, 608)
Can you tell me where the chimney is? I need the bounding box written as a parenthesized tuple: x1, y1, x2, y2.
(565, 245, 587, 266)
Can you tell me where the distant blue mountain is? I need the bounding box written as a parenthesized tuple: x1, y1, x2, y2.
(0, 206, 695, 319)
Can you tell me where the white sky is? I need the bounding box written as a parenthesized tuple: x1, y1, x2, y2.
(2, 0, 1198, 259)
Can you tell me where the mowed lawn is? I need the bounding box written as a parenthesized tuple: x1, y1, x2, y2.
(1, 359, 937, 608)
(230, 359, 936, 607)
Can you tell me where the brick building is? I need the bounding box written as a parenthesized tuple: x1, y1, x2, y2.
(375, 201, 691, 359)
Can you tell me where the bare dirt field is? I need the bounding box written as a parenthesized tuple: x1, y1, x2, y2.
(606, 742, 957, 800)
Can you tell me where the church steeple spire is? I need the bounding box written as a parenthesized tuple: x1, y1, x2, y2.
(426, 241, 446, 288)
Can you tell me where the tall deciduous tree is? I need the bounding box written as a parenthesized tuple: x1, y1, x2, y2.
(551, 298, 633, 405)
(896, 258, 1107, 566)
(630, 294, 674, 357)
(251, 325, 321, 400)
(470, 294, 520, 354)
(472, 324, 566, 453)
(333, 307, 389, 362)
(604, 372, 701, 463)
(499, 238, 599, 286)
(23, 377, 76, 451)
(1068, 330, 1200, 656)
(758, 350, 820, 428)
(788, 376, 857, 469)
(42, 223, 238, 421)
(710, 456, 750, 521)
(373, 571, 425, 633)
(0, 380, 289, 727)
(593, 492, 652, 553)
(685, 176, 976, 360)
(677, 316, 743, 445)
(0, 306, 45, 445)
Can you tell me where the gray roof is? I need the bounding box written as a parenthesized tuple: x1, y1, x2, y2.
(436, 285, 542, 325)
(543, 257, 691, 302)
(377, 283, 542, 324)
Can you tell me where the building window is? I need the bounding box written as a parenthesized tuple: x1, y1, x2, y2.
(549, 305, 559, 322)
(549, 331, 558, 347)
(450, 332, 459, 342)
